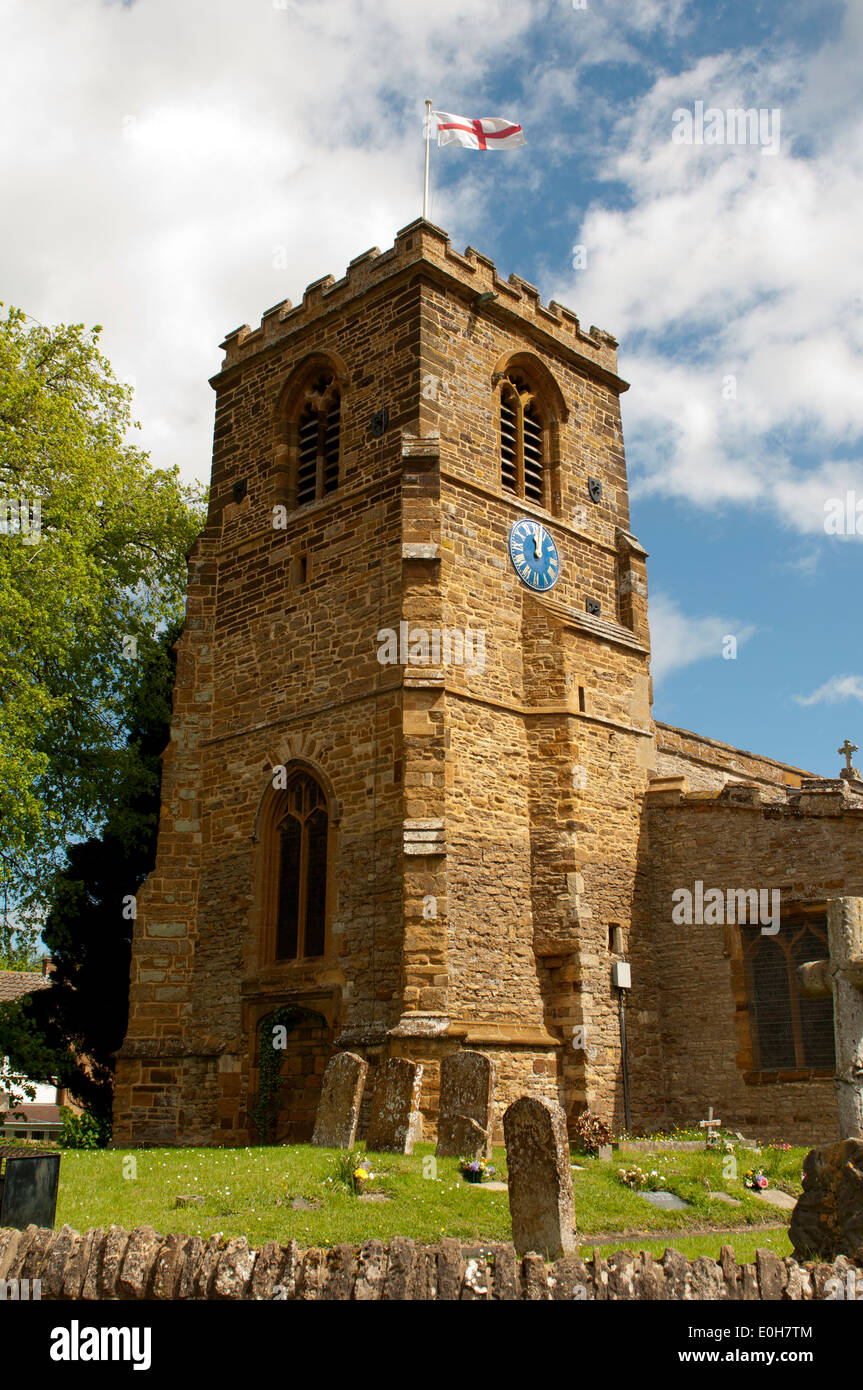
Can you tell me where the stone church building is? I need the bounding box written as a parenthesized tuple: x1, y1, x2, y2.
(113, 221, 863, 1149)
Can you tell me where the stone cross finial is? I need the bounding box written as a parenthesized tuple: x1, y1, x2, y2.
(838, 739, 860, 780)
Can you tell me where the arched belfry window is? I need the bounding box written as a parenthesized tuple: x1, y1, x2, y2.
(499, 371, 546, 506)
(296, 372, 340, 507)
(274, 772, 328, 960)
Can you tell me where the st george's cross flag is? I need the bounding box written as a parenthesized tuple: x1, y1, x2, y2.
(432, 111, 526, 150)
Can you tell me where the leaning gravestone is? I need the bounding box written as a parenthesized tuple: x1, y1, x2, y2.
(311, 1051, 368, 1149)
(365, 1058, 423, 1154)
(503, 1096, 576, 1260)
(436, 1050, 495, 1159)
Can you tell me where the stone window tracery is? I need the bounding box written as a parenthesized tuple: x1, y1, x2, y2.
(274, 771, 328, 960)
(742, 914, 835, 1073)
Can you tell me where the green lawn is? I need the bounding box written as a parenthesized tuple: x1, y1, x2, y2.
(23, 1136, 805, 1261)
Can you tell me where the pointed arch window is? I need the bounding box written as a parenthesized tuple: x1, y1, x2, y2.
(275, 772, 328, 960)
(742, 914, 835, 1073)
(499, 371, 546, 506)
(295, 372, 340, 507)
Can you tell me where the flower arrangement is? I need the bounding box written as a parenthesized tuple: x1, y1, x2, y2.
(571, 1110, 613, 1157)
(458, 1156, 496, 1183)
(618, 1165, 667, 1191)
(327, 1149, 377, 1195)
(744, 1168, 769, 1191)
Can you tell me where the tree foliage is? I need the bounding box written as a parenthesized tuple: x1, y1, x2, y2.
(0, 304, 205, 931)
(0, 622, 180, 1125)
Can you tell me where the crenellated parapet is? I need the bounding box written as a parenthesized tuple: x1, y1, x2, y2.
(215, 219, 623, 386)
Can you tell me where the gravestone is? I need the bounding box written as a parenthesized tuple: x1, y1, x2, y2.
(503, 1096, 576, 1260)
(365, 1058, 423, 1154)
(791, 896, 863, 1260)
(0, 1149, 62, 1230)
(311, 1051, 368, 1149)
(789, 1138, 863, 1262)
(796, 895, 863, 1138)
(435, 1050, 495, 1159)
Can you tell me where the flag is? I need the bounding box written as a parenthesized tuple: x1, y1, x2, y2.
(432, 111, 525, 150)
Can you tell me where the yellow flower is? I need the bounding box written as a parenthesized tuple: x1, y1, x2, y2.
(353, 1168, 367, 1181)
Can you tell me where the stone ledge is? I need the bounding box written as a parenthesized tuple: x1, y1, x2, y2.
(1, 1224, 857, 1300)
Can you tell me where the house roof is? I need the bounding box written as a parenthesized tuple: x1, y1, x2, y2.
(0, 971, 51, 1004)
(4, 1103, 62, 1124)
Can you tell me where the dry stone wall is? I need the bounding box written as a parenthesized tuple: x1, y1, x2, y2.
(0, 1223, 856, 1300)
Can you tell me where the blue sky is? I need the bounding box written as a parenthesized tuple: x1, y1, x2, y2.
(2, 0, 860, 777)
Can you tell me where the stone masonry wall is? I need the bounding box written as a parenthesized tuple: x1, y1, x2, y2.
(1, 1223, 857, 1300)
(115, 219, 656, 1147)
(628, 781, 863, 1142)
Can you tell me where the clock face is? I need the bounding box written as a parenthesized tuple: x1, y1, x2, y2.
(508, 518, 561, 592)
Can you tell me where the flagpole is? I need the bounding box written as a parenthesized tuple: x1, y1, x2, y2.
(423, 98, 432, 219)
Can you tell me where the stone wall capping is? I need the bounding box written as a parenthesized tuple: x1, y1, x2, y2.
(655, 721, 810, 784)
(719, 782, 768, 805)
(387, 1012, 451, 1038)
(528, 592, 649, 655)
(615, 527, 649, 559)
(646, 776, 690, 796)
(448, 1021, 562, 1048)
(260, 298, 292, 323)
(348, 246, 382, 267)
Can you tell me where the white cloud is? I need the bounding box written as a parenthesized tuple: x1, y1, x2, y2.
(794, 675, 863, 706)
(0, 0, 546, 482)
(0, 0, 709, 487)
(550, 11, 863, 535)
(648, 592, 755, 682)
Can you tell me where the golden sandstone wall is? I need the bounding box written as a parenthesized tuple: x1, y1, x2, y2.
(114, 220, 861, 1151)
(114, 220, 654, 1146)
(630, 777, 863, 1145)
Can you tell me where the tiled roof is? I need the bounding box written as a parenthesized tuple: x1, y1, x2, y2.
(4, 1103, 61, 1123)
(0, 971, 51, 1004)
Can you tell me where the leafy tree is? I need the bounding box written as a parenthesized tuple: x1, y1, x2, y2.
(0, 623, 180, 1126)
(0, 304, 205, 933)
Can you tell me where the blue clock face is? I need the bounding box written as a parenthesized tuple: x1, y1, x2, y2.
(508, 518, 561, 592)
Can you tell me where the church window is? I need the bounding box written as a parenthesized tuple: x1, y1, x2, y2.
(275, 772, 328, 960)
(295, 372, 340, 507)
(500, 372, 546, 506)
(742, 915, 835, 1073)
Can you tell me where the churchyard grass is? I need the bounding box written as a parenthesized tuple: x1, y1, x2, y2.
(47, 1138, 806, 1259)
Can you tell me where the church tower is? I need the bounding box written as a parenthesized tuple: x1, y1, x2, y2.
(113, 221, 655, 1146)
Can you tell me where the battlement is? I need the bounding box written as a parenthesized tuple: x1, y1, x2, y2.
(216, 219, 622, 382)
